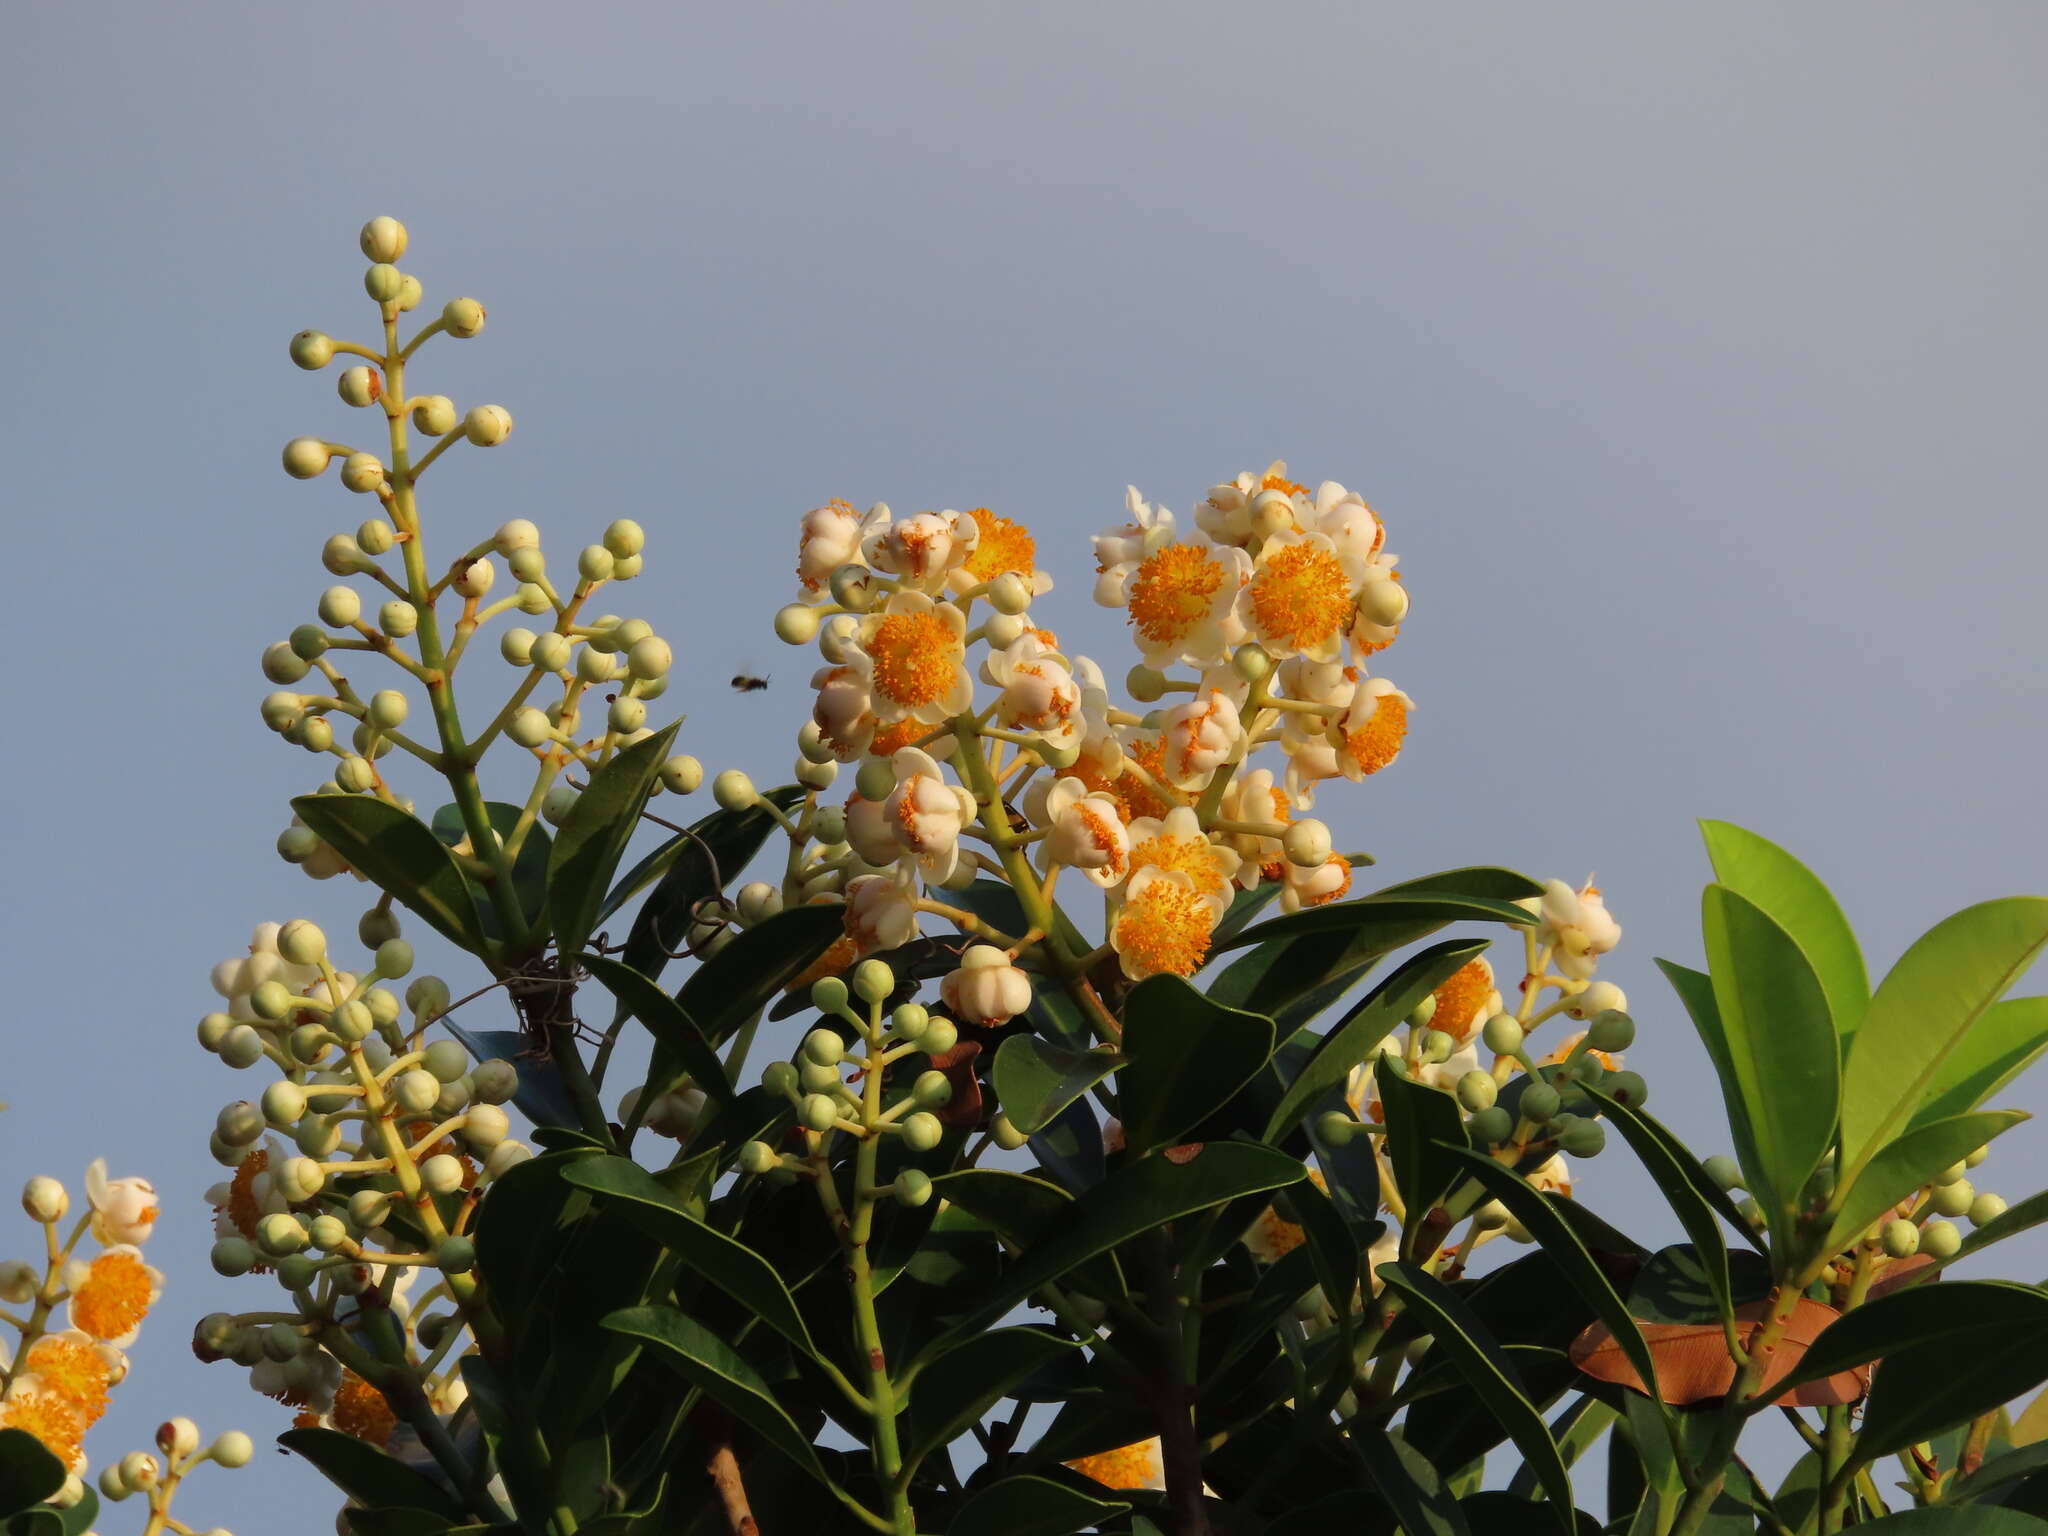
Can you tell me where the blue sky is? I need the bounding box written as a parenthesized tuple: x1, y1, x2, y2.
(4, 3, 2046, 1526)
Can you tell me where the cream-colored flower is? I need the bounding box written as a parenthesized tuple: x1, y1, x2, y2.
(1346, 1042, 1481, 1122)
(844, 873, 921, 955)
(1092, 486, 1177, 604)
(1305, 479, 1384, 571)
(810, 663, 878, 761)
(0, 1377, 87, 1472)
(1236, 528, 1357, 663)
(1427, 958, 1503, 1046)
(1217, 767, 1291, 885)
(983, 633, 1082, 751)
(1196, 461, 1308, 547)
(845, 591, 973, 725)
(881, 747, 976, 881)
(951, 507, 1054, 597)
(940, 946, 1033, 1026)
(1280, 854, 1353, 914)
(1336, 676, 1414, 781)
(1118, 538, 1250, 668)
(1038, 777, 1132, 889)
(83, 1159, 158, 1247)
(796, 498, 886, 596)
(1125, 804, 1241, 898)
(842, 794, 902, 869)
(1536, 880, 1622, 982)
(1159, 689, 1244, 791)
(1112, 867, 1227, 980)
(864, 508, 980, 589)
(64, 1244, 162, 1347)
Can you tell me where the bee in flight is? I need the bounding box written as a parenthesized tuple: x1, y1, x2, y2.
(730, 674, 770, 693)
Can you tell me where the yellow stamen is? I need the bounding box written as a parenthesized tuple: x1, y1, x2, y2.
(1247, 542, 1351, 652)
(961, 508, 1037, 583)
(0, 1386, 85, 1471)
(1067, 1438, 1162, 1491)
(1344, 694, 1410, 776)
(332, 1370, 398, 1446)
(867, 611, 959, 707)
(70, 1250, 153, 1340)
(1115, 881, 1216, 978)
(1128, 832, 1230, 898)
(1127, 544, 1225, 649)
(1431, 958, 1495, 1041)
(24, 1337, 112, 1427)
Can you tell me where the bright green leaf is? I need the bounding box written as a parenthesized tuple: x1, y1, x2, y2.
(1700, 822, 1868, 1045)
(291, 796, 487, 955)
(1839, 1282, 2048, 1461)
(991, 1036, 1122, 1137)
(1908, 997, 2048, 1133)
(1825, 1111, 2026, 1255)
(547, 723, 679, 960)
(1117, 974, 1274, 1156)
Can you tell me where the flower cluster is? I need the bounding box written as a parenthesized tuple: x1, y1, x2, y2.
(192, 916, 530, 1442)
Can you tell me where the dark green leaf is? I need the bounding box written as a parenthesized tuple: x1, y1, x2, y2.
(950, 1474, 1130, 1536)
(1459, 1492, 1603, 1536)
(1375, 1055, 1466, 1256)
(342, 1511, 464, 1536)
(1845, 1282, 2048, 1461)
(578, 953, 734, 1105)
(1826, 1111, 2026, 1255)
(1699, 886, 1840, 1238)
(1375, 1261, 1577, 1533)
(1216, 889, 1537, 953)
(992, 1036, 1123, 1137)
(1627, 1244, 1770, 1326)
(602, 1306, 829, 1483)
(1781, 1280, 2048, 1398)
(1700, 822, 1868, 1046)
(1264, 940, 1486, 1140)
(1027, 1092, 1106, 1194)
(0, 1431, 63, 1519)
(675, 904, 847, 1047)
(903, 1327, 1077, 1471)
(1372, 866, 1545, 903)
(1842, 898, 2048, 1180)
(923, 1142, 1307, 1359)
(1909, 998, 2048, 1133)
(1354, 1429, 1472, 1536)
(291, 795, 487, 954)
(1214, 882, 1281, 942)
(559, 1155, 814, 1353)
(600, 784, 803, 929)
(431, 801, 550, 940)
(1850, 1512, 2048, 1533)
(436, 1024, 577, 1129)
(278, 1428, 468, 1522)
(1117, 974, 1273, 1157)
(547, 723, 680, 960)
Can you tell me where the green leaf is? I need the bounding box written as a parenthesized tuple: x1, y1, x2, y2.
(1909, 997, 2048, 1133)
(1376, 1055, 1467, 1256)
(1580, 1085, 1747, 1329)
(342, 1511, 466, 1536)
(1842, 898, 2048, 1180)
(1262, 938, 1487, 1140)
(291, 795, 487, 954)
(1699, 885, 1840, 1235)
(1836, 1282, 2048, 1461)
(431, 801, 550, 940)
(278, 1428, 468, 1522)
(1373, 866, 1545, 903)
(1825, 1110, 2027, 1255)
(674, 904, 846, 1047)
(602, 1306, 830, 1483)
(1376, 1261, 1578, 1533)
(547, 722, 680, 960)
(1117, 974, 1274, 1156)
(612, 785, 807, 979)
(1460, 1492, 1602, 1536)
(577, 953, 734, 1105)
(1216, 889, 1537, 953)
(1656, 959, 1769, 1241)
(558, 1155, 814, 1354)
(0, 1431, 63, 1519)
(1700, 822, 1868, 1046)
(923, 1141, 1307, 1359)
(949, 1474, 1130, 1536)
(1354, 1429, 1472, 1536)
(991, 1036, 1123, 1137)
(1950, 1189, 2048, 1268)
(903, 1327, 1077, 1472)
(1849, 1511, 2048, 1533)
(1443, 1146, 1669, 1410)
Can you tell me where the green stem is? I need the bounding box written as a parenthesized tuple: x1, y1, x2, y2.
(1142, 1236, 1211, 1536)
(846, 1025, 914, 1535)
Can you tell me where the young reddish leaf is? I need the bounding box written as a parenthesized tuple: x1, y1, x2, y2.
(1569, 1297, 1865, 1406)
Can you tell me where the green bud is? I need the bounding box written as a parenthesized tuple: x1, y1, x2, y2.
(257, 1213, 308, 1256)
(218, 1025, 266, 1070)
(308, 1214, 348, 1251)
(893, 1169, 934, 1207)
(348, 1190, 392, 1228)
(1467, 1107, 1514, 1146)
(1456, 1071, 1497, 1113)
(902, 1112, 944, 1152)
(800, 1094, 841, 1133)
(739, 1141, 781, 1175)
(891, 1003, 929, 1040)
(1920, 1220, 1962, 1259)
(287, 1025, 332, 1065)
(912, 1070, 953, 1108)
(1125, 665, 1167, 702)
(852, 958, 895, 1003)
(329, 999, 373, 1042)
(261, 1081, 307, 1126)
(262, 641, 311, 683)
(802, 1028, 845, 1067)
(761, 1061, 801, 1099)
(211, 1237, 257, 1276)
(799, 1058, 842, 1094)
(921, 1018, 959, 1057)
(443, 296, 486, 337)
(1586, 1010, 1635, 1053)
(1316, 1110, 1357, 1147)
(1558, 1118, 1606, 1157)
(1420, 1028, 1454, 1064)
(1930, 1179, 1974, 1218)
(1934, 1161, 1969, 1187)
(1881, 1218, 1920, 1258)
(990, 1113, 1029, 1151)
(290, 329, 335, 369)
(365, 262, 405, 302)
(470, 1059, 517, 1104)
(1480, 1013, 1523, 1056)
(1702, 1155, 1743, 1191)
(854, 756, 895, 801)
(1602, 1070, 1649, 1109)
(1407, 994, 1439, 1029)
(1519, 1082, 1560, 1124)
(423, 1040, 469, 1082)
(1969, 1192, 2008, 1228)
(436, 1235, 476, 1273)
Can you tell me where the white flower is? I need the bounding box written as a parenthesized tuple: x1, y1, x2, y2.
(1092, 486, 1177, 603)
(1536, 880, 1622, 982)
(941, 946, 1034, 1026)
(844, 590, 974, 725)
(1118, 538, 1252, 668)
(864, 508, 980, 589)
(810, 663, 877, 761)
(84, 1159, 159, 1247)
(882, 747, 976, 881)
(843, 794, 902, 868)
(1279, 855, 1352, 913)
(1334, 676, 1415, 782)
(797, 499, 886, 596)
(1038, 778, 1131, 888)
(984, 633, 1083, 751)
(1159, 689, 1244, 791)
(844, 873, 921, 954)
(1234, 527, 1357, 663)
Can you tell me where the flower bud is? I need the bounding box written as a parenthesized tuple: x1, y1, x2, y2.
(263, 641, 311, 684)
(317, 586, 363, 629)
(468, 1059, 517, 1106)
(829, 564, 875, 612)
(1934, 1160, 1969, 1187)
(713, 769, 757, 811)
(278, 918, 327, 966)
(1602, 1070, 1649, 1109)
(411, 395, 458, 435)
(921, 1017, 959, 1057)
(990, 1113, 1029, 1151)
(464, 405, 513, 446)
(283, 437, 333, 479)
(1564, 980, 1628, 1021)
(912, 1070, 954, 1108)
(368, 690, 409, 729)
(627, 635, 672, 681)
(1558, 1118, 1606, 1157)
(902, 1112, 944, 1152)
(1920, 1220, 1962, 1259)
(1456, 1070, 1497, 1113)
(397, 272, 424, 310)
(452, 556, 496, 598)
(1125, 665, 1167, 703)
(1231, 642, 1273, 684)
(1519, 1082, 1560, 1124)
(496, 519, 539, 558)
(211, 1431, 254, 1469)
(337, 365, 383, 408)
(1968, 1192, 2007, 1227)
(775, 603, 821, 645)
(340, 452, 386, 493)
(219, 1026, 266, 1070)
(262, 1081, 307, 1126)
(987, 571, 1032, 615)
(421, 1155, 465, 1195)
(1702, 1155, 1743, 1191)
(393, 1068, 441, 1114)
(893, 1169, 934, 1207)
(22, 1177, 68, 1223)
(1316, 1110, 1357, 1147)
(651, 754, 702, 795)
(443, 296, 486, 337)
(1480, 1014, 1523, 1056)
(1467, 1107, 1513, 1146)
(464, 1103, 510, 1151)
(437, 1235, 476, 1273)
(1586, 1010, 1635, 1053)
(257, 1213, 308, 1255)
(364, 262, 405, 302)
(1420, 1029, 1455, 1064)
(578, 544, 615, 582)
(120, 1452, 161, 1491)
(603, 518, 645, 558)
(802, 1028, 845, 1067)
(1930, 1179, 1974, 1218)
(853, 958, 896, 1003)
(739, 1141, 780, 1175)
(1358, 578, 1409, 628)
(360, 216, 409, 263)
(800, 1094, 842, 1133)
(290, 330, 335, 369)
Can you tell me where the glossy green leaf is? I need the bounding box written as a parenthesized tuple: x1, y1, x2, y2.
(1701, 822, 1868, 1045)
(547, 723, 679, 960)
(1842, 898, 2048, 1180)
(1909, 997, 2048, 1133)
(1825, 1110, 2026, 1255)
(559, 1155, 813, 1353)
(291, 795, 487, 954)
(1354, 1428, 1472, 1536)
(1262, 938, 1486, 1140)
(675, 903, 847, 1046)
(1376, 1055, 1467, 1256)
(577, 953, 734, 1104)
(1214, 881, 1282, 942)
(903, 1327, 1077, 1472)
(1117, 974, 1274, 1156)
(991, 1036, 1122, 1136)
(1444, 1146, 1668, 1411)
(1377, 1261, 1577, 1532)
(949, 1474, 1130, 1536)
(1217, 889, 1537, 953)
(430, 800, 551, 942)
(923, 1141, 1306, 1359)
(1374, 866, 1546, 903)
(1838, 1282, 2048, 1461)
(0, 1431, 63, 1519)
(602, 1305, 829, 1483)
(1656, 959, 1768, 1238)
(1460, 1492, 1602, 1536)
(611, 785, 806, 978)
(278, 1428, 468, 1522)
(1849, 1510, 2048, 1533)
(1700, 885, 1840, 1232)
(434, 1023, 577, 1129)
(341, 1510, 466, 1536)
